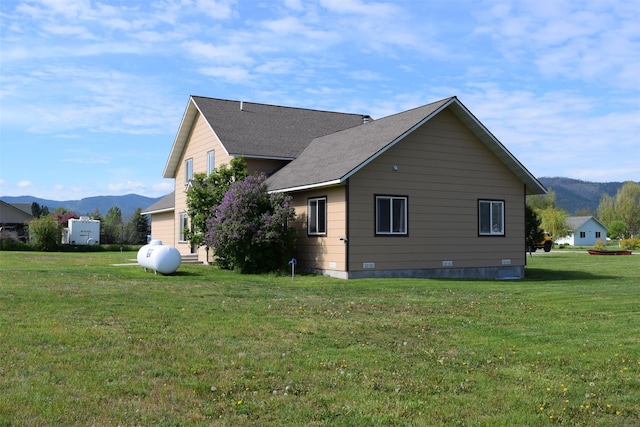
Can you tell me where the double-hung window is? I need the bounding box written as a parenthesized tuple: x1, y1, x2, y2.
(376, 195, 408, 235)
(478, 200, 504, 236)
(308, 197, 327, 235)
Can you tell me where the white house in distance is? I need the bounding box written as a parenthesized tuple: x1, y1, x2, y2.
(556, 216, 607, 246)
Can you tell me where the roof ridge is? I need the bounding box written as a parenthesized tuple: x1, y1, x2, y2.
(190, 95, 367, 118)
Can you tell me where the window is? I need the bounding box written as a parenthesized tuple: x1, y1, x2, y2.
(185, 158, 193, 183)
(308, 197, 327, 235)
(179, 212, 188, 242)
(580, 231, 586, 238)
(376, 195, 408, 235)
(595, 231, 601, 238)
(207, 150, 215, 175)
(479, 200, 504, 236)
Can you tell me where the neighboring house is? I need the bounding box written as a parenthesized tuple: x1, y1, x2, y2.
(145, 95, 546, 279)
(555, 216, 607, 246)
(0, 201, 33, 241)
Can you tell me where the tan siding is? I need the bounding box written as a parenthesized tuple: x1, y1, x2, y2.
(347, 109, 526, 272)
(289, 186, 347, 271)
(150, 212, 175, 246)
(170, 112, 294, 258)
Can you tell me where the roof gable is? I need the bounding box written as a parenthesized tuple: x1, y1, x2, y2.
(565, 216, 606, 231)
(266, 97, 546, 195)
(163, 96, 368, 178)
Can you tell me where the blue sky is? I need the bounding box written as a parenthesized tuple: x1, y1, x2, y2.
(1, 0, 638, 200)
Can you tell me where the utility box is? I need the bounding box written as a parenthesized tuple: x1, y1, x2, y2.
(63, 216, 100, 245)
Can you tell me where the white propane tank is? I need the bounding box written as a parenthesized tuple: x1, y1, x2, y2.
(137, 240, 181, 275)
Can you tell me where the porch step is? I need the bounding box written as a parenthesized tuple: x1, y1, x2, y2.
(181, 254, 203, 264)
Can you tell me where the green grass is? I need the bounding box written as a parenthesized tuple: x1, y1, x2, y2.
(0, 251, 638, 426)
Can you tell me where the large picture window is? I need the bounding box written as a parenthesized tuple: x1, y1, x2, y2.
(479, 200, 504, 236)
(376, 195, 408, 235)
(308, 197, 327, 235)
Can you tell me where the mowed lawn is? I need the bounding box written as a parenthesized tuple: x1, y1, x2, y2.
(0, 251, 638, 426)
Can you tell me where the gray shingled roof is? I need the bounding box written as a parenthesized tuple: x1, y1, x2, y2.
(266, 97, 546, 195)
(141, 192, 175, 214)
(265, 98, 452, 191)
(164, 96, 368, 178)
(565, 216, 606, 231)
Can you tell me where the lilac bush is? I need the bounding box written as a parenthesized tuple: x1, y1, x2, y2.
(205, 174, 296, 273)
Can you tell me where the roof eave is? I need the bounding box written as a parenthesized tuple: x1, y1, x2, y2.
(268, 179, 343, 193)
(446, 99, 547, 195)
(141, 207, 174, 216)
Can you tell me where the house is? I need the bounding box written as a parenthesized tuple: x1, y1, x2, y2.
(0, 201, 33, 241)
(555, 216, 607, 246)
(144, 95, 546, 279)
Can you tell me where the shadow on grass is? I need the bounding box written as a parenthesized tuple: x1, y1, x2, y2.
(524, 268, 616, 282)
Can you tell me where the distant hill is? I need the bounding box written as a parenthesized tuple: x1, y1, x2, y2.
(538, 177, 634, 214)
(0, 194, 162, 220)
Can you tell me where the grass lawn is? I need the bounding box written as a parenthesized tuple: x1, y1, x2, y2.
(0, 250, 638, 426)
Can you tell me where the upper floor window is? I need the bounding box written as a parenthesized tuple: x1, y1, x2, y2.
(308, 197, 327, 235)
(479, 200, 504, 236)
(207, 150, 215, 175)
(376, 195, 408, 235)
(185, 158, 193, 183)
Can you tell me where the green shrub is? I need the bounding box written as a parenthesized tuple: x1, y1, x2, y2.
(620, 238, 640, 250)
(28, 215, 61, 251)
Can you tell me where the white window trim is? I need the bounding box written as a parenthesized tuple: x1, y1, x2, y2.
(178, 212, 188, 242)
(207, 150, 215, 175)
(308, 197, 327, 236)
(375, 195, 408, 236)
(185, 158, 193, 183)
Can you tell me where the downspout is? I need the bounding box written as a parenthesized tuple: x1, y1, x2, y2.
(524, 183, 528, 267)
(345, 179, 350, 274)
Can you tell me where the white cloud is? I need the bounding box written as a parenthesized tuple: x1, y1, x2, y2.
(18, 180, 32, 188)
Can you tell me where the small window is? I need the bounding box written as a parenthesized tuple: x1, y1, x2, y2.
(479, 200, 504, 236)
(580, 231, 586, 238)
(207, 151, 215, 175)
(179, 212, 188, 242)
(308, 197, 327, 235)
(185, 158, 193, 183)
(595, 231, 601, 238)
(376, 195, 408, 235)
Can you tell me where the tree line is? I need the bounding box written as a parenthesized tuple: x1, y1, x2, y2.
(25, 203, 149, 251)
(526, 181, 640, 248)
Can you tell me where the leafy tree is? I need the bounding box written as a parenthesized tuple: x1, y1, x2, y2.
(29, 215, 60, 251)
(31, 202, 42, 218)
(186, 157, 248, 249)
(102, 206, 123, 244)
(205, 174, 296, 274)
(526, 189, 556, 211)
(539, 206, 569, 241)
(528, 189, 568, 240)
(597, 182, 640, 238)
(524, 205, 545, 254)
(607, 220, 628, 240)
(127, 207, 149, 244)
(52, 207, 78, 227)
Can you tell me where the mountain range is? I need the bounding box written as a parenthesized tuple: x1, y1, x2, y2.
(0, 194, 162, 220)
(537, 177, 634, 214)
(1, 177, 636, 219)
